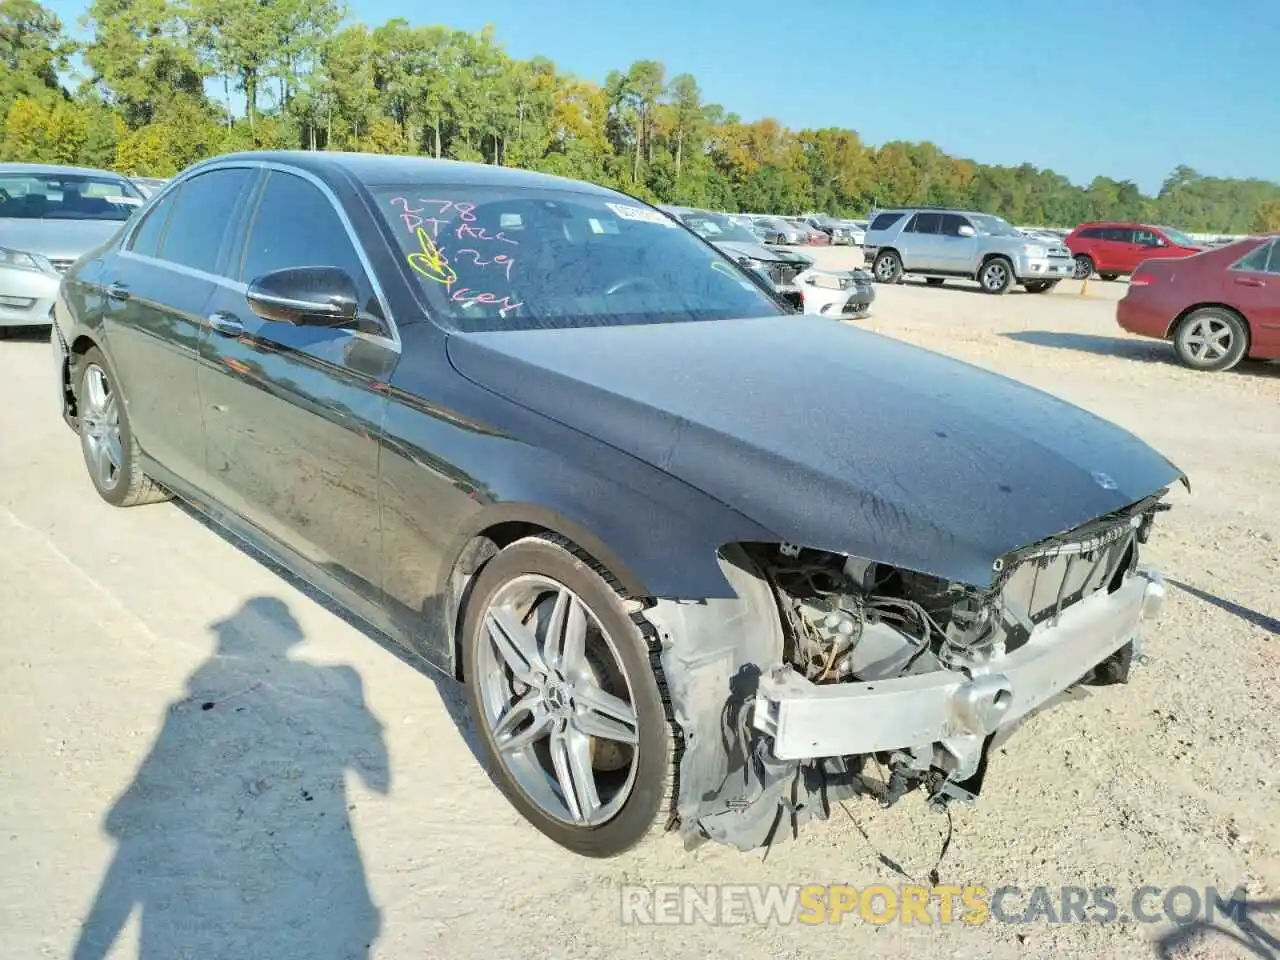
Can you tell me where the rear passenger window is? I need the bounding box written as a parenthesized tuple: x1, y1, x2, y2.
(1235, 242, 1272, 272)
(1080, 227, 1105, 239)
(909, 213, 941, 234)
(128, 190, 177, 258)
(240, 171, 383, 321)
(157, 169, 256, 275)
(870, 212, 904, 231)
(1104, 228, 1134, 243)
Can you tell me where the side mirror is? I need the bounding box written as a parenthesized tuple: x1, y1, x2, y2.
(957, 225, 976, 238)
(246, 266, 359, 326)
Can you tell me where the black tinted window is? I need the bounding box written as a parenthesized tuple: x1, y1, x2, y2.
(870, 212, 904, 231)
(909, 213, 941, 234)
(1236, 241, 1272, 272)
(939, 214, 970, 236)
(128, 191, 177, 258)
(158, 169, 254, 274)
(1080, 227, 1105, 239)
(242, 171, 382, 320)
(1104, 228, 1134, 243)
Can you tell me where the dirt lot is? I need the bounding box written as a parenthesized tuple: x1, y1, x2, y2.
(2, 255, 1277, 959)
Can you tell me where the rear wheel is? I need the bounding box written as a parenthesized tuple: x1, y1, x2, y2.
(1172, 308, 1249, 372)
(461, 536, 676, 857)
(75, 347, 171, 507)
(873, 250, 903, 284)
(1073, 254, 1094, 280)
(1099, 272, 1120, 282)
(978, 257, 1015, 294)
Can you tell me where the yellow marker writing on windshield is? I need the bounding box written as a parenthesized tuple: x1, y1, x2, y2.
(407, 226, 457, 285)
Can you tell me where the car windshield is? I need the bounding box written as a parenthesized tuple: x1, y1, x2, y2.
(0, 172, 144, 221)
(374, 186, 785, 332)
(1159, 226, 1196, 247)
(677, 211, 760, 244)
(968, 214, 1022, 237)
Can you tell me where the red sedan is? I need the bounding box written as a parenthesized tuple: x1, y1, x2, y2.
(1116, 234, 1280, 372)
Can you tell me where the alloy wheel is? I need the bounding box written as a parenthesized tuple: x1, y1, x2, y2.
(981, 261, 1009, 291)
(476, 574, 640, 826)
(1073, 256, 1093, 280)
(80, 363, 124, 492)
(1182, 315, 1234, 364)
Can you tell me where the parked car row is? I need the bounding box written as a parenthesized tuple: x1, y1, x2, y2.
(659, 205, 875, 318)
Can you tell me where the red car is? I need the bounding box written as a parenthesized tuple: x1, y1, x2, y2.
(1066, 221, 1204, 281)
(1116, 234, 1280, 372)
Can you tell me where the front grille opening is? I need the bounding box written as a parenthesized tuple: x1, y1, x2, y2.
(1107, 540, 1136, 594)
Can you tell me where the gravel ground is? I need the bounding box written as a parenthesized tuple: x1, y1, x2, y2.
(1, 255, 1277, 959)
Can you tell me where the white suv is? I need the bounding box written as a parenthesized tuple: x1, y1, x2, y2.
(863, 208, 1077, 294)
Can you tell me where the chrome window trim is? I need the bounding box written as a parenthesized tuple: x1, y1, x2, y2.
(121, 159, 401, 354)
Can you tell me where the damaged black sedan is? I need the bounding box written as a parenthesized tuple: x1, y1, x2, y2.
(53, 152, 1184, 858)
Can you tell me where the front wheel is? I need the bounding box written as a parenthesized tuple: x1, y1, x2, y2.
(75, 347, 171, 507)
(873, 250, 903, 283)
(1172, 308, 1249, 372)
(1073, 254, 1094, 280)
(978, 258, 1015, 294)
(461, 536, 676, 857)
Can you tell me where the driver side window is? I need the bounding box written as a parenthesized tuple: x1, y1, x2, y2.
(239, 171, 385, 329)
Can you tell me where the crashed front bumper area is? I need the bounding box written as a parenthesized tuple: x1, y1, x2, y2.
(753, 567, 1163, 760)
(644, 494, 1172, 852)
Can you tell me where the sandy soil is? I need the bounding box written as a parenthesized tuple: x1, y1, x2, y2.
(1, 257, 1277, 959)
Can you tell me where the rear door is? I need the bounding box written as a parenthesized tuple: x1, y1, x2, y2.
(197, 168, 398, 606)
(901, 212, 942, 271)
(1229, 239, 1280, 355)
(100, 168, 258, 483)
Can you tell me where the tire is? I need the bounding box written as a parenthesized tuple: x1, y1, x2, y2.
(1024, 280, 1058, 294)
(1099, 272, 1120, 282)
(978, 257, 1015, 294)
(75, 347, 171, 507)
(924, 278, 945, 287)
(460, 535, 676, 857)
(1172, 308, 1249, 372)
(872, 249, 903, 284)
(1073, 254, 1094, 280)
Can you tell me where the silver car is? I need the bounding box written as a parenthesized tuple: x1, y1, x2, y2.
(0, 163, 145, 335)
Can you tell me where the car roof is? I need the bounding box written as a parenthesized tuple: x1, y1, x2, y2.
(188, 151, 621, 198)
(1074, 221, 1159, 229)
(0, 162, 131, 179)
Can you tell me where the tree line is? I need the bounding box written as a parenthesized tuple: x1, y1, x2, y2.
(3, 0, 1279, 233)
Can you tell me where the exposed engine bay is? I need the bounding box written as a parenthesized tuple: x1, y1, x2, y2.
(646, 491, 1173, 852)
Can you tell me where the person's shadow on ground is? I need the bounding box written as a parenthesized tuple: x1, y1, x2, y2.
(72, 596, 390, 960)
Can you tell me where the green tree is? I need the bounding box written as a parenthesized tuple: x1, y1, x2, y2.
(0, 0, 71, 112)
(1251, 199, 1280, 233)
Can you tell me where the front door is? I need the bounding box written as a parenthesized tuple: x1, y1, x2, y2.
(198, 169, 397, 610)
(99, 169, 258, 482)
(936, 213, 978, 273)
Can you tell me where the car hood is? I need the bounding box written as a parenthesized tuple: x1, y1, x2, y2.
(446, 316, 1183, 588)
(0, 218, 127, 259)
(713, 239, 813, 266)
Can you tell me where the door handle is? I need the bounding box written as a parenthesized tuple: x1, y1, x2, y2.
(1234, 276, 1266, 288)
(208, 311, 245, 336)
(105, 281, 130, 301)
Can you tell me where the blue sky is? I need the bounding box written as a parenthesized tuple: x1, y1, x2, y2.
(47, 0, 1278, 194)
